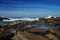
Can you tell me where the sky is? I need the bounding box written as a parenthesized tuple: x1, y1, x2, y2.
(0, 0, 60, 18)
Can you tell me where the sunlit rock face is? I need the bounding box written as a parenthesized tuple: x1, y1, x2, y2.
(12, 28, 59, 40)
(45, 34, 58, 40)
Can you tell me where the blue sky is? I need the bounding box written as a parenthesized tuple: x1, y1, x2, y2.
(0, 0, 60, 17)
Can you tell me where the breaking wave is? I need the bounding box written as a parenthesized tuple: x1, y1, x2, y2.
(3, 17, 39, 22)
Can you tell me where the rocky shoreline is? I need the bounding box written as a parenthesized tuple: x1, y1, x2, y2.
(0, 17, 60, 40)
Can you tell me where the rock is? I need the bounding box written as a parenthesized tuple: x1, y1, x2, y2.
(13, 31, 49, 40)
(28, 28, 47, 32)
(45, 34, 58, 40)
(12, 36, 22, 40)
(49, 29, 60, 36)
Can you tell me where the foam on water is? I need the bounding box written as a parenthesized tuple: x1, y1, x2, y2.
(3, 17, 39, 22)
